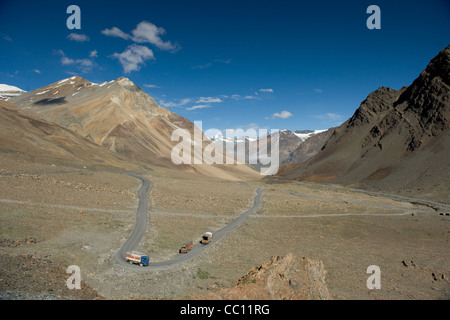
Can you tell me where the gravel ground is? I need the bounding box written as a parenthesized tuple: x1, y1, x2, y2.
(0, 166, 448, 300)
(0, 253, 101, 300)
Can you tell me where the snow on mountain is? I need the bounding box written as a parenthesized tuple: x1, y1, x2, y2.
(293, 129, 328, 141)
(0, 84, 25, 92)
(209, 132, 250, 144)
(210, 129, 328, 144)
(0, 84, 26, 100)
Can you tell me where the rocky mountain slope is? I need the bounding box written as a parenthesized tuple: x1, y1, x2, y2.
(8, 76, 258, 180)
(195, 253, 332, 300)
(278, 130, 314, 163)
(283, 128, 335, 164)
(277, 45, 450, 201)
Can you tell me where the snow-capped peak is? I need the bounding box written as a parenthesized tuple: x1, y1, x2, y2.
(293, 129, 328, 141)
(0, 84, 26, 100)
(0, 84, 25, 93)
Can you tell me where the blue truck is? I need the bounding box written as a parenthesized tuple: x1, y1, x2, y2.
(126, 251, 149, 267)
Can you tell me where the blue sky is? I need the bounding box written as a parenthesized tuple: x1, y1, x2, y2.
(0, 0, 449, 133)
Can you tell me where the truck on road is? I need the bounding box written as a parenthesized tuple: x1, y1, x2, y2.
(179, 241, 194, 253)
(200, 232, 213, 245)
(126, 251, 149, 267)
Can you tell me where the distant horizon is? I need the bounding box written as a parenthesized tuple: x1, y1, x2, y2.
(1, 0, 449, 132)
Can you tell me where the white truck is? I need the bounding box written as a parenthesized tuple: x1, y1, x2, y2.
(200, 232, 213, 244)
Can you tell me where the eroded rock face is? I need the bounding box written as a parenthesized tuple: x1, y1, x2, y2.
(198, 253, 332, 300)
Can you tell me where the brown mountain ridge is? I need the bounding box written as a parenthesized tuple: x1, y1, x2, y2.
(6, 76, 259, 180)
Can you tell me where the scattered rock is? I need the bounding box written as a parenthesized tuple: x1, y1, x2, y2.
(432, 272, 448, 282)
(207, 280, 228, 292)
(402, 260, 417, 268)
(0, 237, 40, 247)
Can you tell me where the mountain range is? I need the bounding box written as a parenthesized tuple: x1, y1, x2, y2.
(2, 76, 258, 180)
(2, 44, 449, 198)
(276, 45, 450, 201)
(209, 129, 333, 165)
(2, 74, 333, 178)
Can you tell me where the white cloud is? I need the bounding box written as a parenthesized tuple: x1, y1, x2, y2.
(196, 97, 223, 103)
(247, 123, 262, 131)
(215, 58, 232, 64)
(89, 50, 98, 58)
(1, 33, 12, 42)
(186, 104, 212, 111)
(267, 110, 293, 119)
(192, 62, 213, 70)
(103, 21, 180, 52)
(259, 88, 274, 93)
(159, 98, 191, 108)
(57, 49, 94, 73)
(112, 44, 155, 74)
(33, 69, 41, 74)
(313, 112, 343, 120)
(230, 94, 259, 101)
(325, 113, 341, 119)
(313, 88, 324, 93)
(131, 21, 180, 52)
(101, 27, 131, 40)
(192, 58, 232, 70)
(67, 33, 90, 42)
(143, 84, 160, 88)
(312, 112, 345, 125)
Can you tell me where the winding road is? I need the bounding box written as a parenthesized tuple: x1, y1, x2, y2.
(112, 173, 441, 270)
(1, 169, 442, 271)
(112, 173, 263, 270)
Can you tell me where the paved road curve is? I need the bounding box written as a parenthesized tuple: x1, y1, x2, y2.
(112, 174, 151, 268)
(112, 173, 263, 270)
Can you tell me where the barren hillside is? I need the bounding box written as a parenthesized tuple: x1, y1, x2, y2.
(8, 76, 259, 181)
(277, 45, 450, 202)
(0, 100, 139, 170)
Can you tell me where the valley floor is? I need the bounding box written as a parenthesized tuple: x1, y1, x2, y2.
(0, 161, 449, 300)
